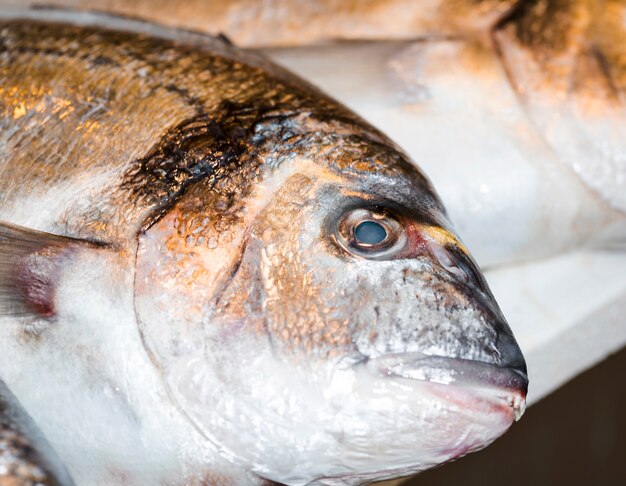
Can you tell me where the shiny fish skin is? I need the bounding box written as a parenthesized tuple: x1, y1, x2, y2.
(0, 9, 527, 486)
(0, 12, 355, 241)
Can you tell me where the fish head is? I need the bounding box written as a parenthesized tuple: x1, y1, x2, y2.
(134, 115, 527, 484)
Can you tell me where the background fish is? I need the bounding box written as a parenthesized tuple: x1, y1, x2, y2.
(0, 0, 519, 47)
(0, 9, 527, 486)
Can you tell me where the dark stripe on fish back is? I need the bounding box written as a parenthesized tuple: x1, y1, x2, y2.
(122, 105, 256, 230)
(119, 105, 447, 235)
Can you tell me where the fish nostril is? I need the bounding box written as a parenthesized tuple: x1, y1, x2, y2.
(428, 241, 468, 282)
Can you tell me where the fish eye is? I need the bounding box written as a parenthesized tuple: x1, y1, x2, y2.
(335, 208, 406, 258)
(354, 221, 387, 246)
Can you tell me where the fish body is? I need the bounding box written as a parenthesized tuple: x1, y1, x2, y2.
(260, 0, 626, 267)
(0, 10, 526, 486)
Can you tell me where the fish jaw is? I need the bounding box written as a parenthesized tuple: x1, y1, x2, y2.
(319, 357, 527, 485)
(163, 334, 526, 485)
(370, 353, 527, 421)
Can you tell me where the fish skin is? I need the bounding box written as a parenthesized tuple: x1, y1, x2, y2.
(0, 15, 338, 240)
(0, 10, 527, 486)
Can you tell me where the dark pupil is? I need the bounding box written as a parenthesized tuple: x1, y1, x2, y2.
(354, 221, 387, 246)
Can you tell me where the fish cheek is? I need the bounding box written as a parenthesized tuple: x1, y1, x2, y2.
(212, 174, 358, 359)
(132, 171, 340, 367)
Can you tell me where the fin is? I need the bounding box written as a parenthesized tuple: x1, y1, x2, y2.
(1, 379, 75, 485)
(0, 221, 104, 318)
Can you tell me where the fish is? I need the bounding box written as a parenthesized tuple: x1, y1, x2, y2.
(0, 9, 527, 486)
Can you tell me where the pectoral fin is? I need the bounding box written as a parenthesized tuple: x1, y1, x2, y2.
(0, 221, 104, 318)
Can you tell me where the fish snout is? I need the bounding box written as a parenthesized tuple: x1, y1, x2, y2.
(365, 320, 528, 421)
(440, 261, 528, 397)
(350, 223, 528, 401)
(495, 325, 527, 380)
(425, 232, 527, 383)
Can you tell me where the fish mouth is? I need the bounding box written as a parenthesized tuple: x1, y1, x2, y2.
(367, 352, 528, 421)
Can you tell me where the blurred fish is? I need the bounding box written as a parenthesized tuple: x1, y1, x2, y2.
(0, 9, 526, 486)
(0, 380, 74, 486)
(0, 0, 518, 46)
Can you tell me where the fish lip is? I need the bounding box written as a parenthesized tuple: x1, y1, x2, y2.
(366, 352, 528, 419)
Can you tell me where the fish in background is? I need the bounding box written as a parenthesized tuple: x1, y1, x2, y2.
(260, 0, 626, 267)
(0, 8, 526, 486)
(0, 0, 521, 46)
